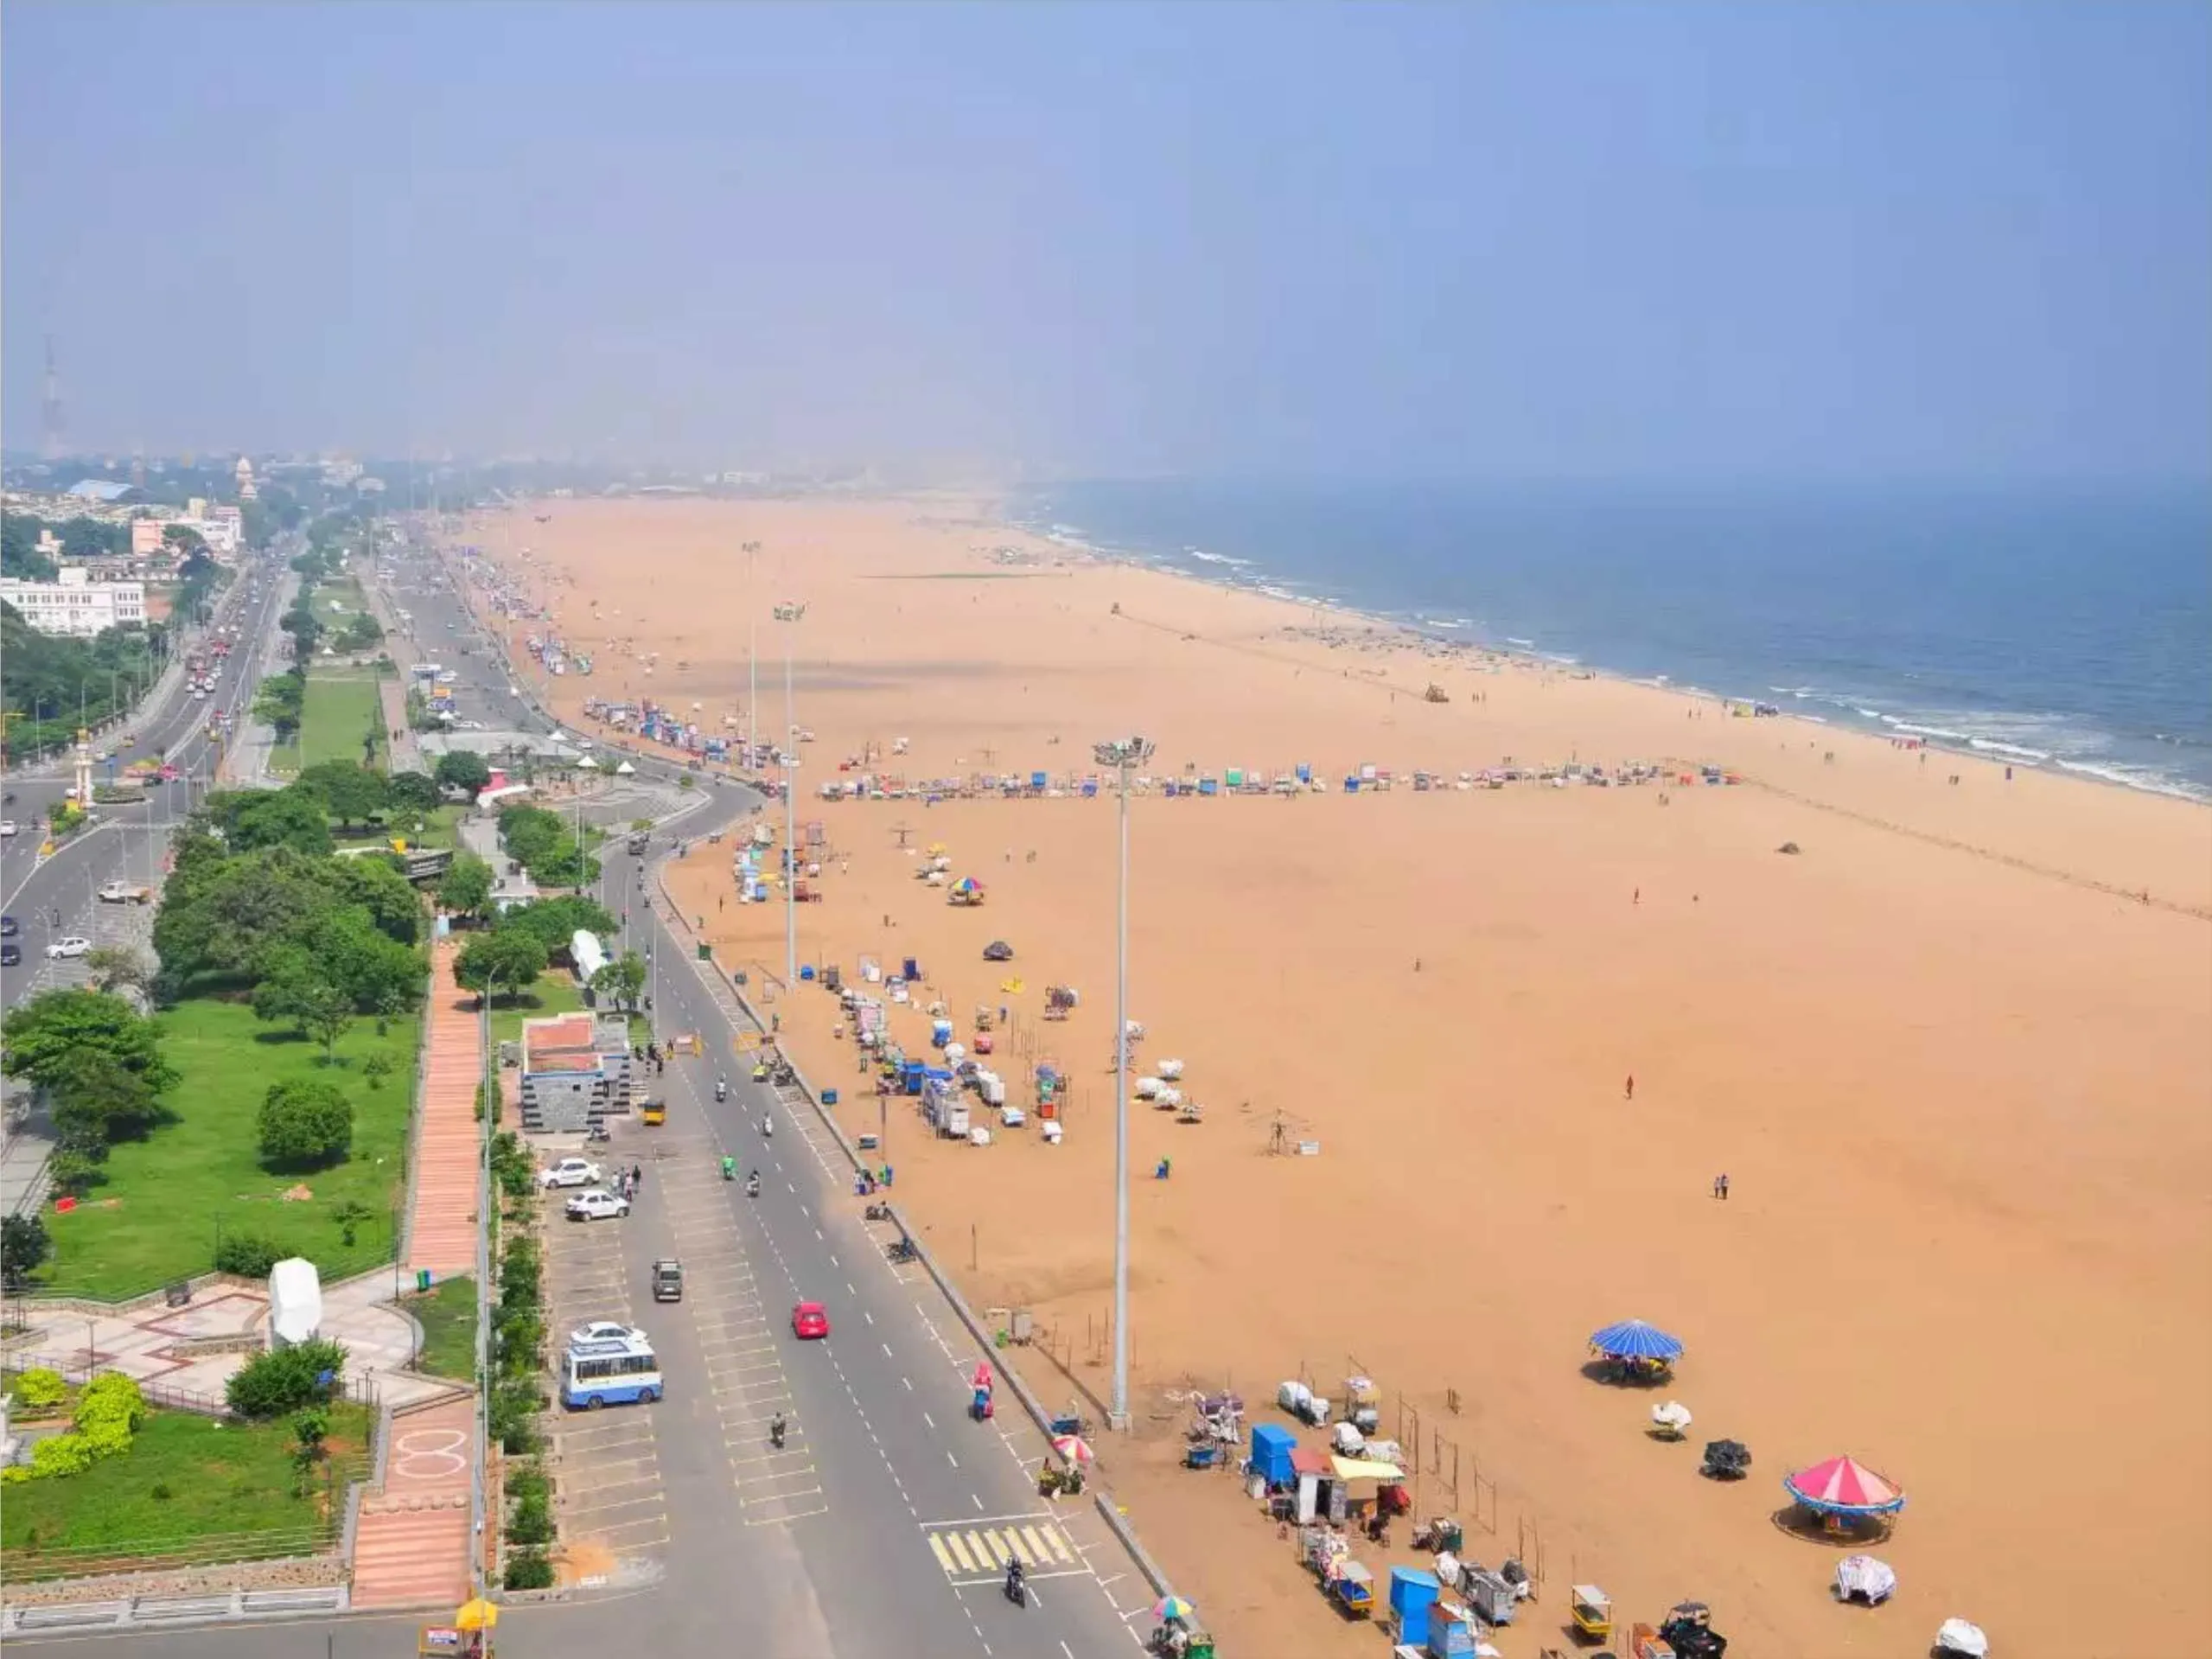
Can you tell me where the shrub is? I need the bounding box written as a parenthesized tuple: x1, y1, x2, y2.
(215, 1233, 284, 1277)
(502, 1547, 554, 1591)
(506, 1462, 549, 1506)
(258, 1079, 354, 1169)
(10, 1367, 68, 1414)
(151, 1480, 174, 1501)
(77, 1372, 148, 1435)
(28, 1432, 92, 1479)
(48, 1149, 106, 1196)
(506, 1490, 553, 1547)
(226, 1338, 348, 1419)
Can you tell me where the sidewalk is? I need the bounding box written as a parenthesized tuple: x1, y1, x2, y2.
(349, 938, 484, 1611)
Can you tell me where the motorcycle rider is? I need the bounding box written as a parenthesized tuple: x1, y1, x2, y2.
(769, 1410, 787, 1449)
(746, 1170, 762, 1197)
(721, 1154, 735, 1180)
(1004, 1557, 1026, 1605)
(715, 1073, 728, 1102)
(762, 1114, 774, 1139)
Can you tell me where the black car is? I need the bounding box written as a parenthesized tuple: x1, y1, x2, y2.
(0, 914, 17, 937)
(1, 942, 20, 967)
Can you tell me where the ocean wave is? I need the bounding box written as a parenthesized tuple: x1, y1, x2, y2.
(1505, 636, 1535, 648)
(1967, 738, 2050, 764)
(1184, 547, 1254, 569)
(2056, 758, 2209, 801)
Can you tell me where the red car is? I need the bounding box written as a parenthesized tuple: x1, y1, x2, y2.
(791, 1301, 831, 1340)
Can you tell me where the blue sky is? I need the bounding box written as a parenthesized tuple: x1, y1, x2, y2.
(4, 2, 2206, 482)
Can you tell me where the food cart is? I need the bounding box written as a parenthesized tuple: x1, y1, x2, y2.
(1325, 1560, 1375, 1618)
(419, 1597, 497, 1659)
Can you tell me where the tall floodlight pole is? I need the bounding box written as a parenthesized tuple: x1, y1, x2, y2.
(775, 602, 806, 988)
(743, 543, 762, 768)
(1093, 736, 1154, 1431)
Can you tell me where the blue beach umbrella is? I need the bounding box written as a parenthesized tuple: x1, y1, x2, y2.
(1588, 1319, 1684, 1362)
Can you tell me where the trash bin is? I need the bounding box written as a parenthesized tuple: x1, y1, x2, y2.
(697, 943, 712, 960)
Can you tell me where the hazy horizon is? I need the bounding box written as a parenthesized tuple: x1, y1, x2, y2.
(5, 2, 2207, 485)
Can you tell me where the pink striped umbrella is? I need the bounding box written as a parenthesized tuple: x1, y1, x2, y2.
(1785, 1454, 1906, 1516)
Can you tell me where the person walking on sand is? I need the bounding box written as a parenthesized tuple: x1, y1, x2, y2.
(1624, 1074, 1635, 1101)
(1712, 1172, 1730, 1200)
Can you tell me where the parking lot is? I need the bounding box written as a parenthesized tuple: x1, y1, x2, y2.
(653, 1138, 828, 1527)
(540, 1178, 671, 1569)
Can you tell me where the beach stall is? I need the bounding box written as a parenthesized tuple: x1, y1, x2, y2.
(1389, 1566, 1442, 1647)
(1588, 1318, 1684, 1383)
(1784, 1454, 1906, 1538)
(1248, 1423, 1297, 1489)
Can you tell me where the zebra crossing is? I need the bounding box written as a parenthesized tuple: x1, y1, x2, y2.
(922, 1514, 1084, 1586)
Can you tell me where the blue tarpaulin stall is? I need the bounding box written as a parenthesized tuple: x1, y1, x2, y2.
(1248, 1423, 1297, 1487)
(1390, 1566, 1441, 1645)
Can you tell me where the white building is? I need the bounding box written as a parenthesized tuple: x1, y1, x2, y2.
(0, 566, 149, 637)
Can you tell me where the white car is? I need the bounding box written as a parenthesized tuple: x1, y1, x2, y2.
(566, 1189, 630, 1222)
(538, 1157, 603, 1190)
(570, 1320, 643, 1347)
(0, 820, 17, 838)
(47, 936, 92, 959)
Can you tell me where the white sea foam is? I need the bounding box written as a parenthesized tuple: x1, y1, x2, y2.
(1186, 548, 1254, 568)
(1967, 738, 2051, 764)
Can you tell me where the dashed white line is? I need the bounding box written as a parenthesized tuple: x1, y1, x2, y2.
(946, 1450, 959, 1469)
(921, 1408, 934, 1427)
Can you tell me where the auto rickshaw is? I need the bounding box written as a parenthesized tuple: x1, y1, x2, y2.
(641, 1100, 666, 1126)
(1570, 1583, 1616, 1641)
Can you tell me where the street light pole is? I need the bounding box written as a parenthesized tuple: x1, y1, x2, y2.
(1093, 736, 1153, 1432)
(743, 543, 762, 769)
(774, 602, 806, 989)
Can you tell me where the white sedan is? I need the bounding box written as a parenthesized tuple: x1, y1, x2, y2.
(565, 1189, 630, 1222)
(47, 936, 92, 959)
(538, 1157, 603, 1190)
(0, 820, 18, 838)
(571, 1321, 643, 1346)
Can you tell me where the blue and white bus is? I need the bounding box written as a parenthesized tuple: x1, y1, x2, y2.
(563, 1335, 663, 1409)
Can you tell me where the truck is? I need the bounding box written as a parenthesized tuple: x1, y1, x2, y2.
(99, 881, 154, 904)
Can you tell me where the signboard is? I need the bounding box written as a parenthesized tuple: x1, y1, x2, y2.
(735, 1031, 761, 1052)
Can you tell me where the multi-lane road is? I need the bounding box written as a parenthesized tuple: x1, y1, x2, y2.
(0, 558, 290, 1019)
(7, 538, 1163, 1659)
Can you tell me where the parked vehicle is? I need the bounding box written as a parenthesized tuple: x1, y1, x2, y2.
(566, 1188, 631, 1222)
(570, 1321, 643, 1346)
(539, 1157, 603, 1190)
(562, 1334, 662, 1409)
(0, 820, 17, 838)
(98, 881, 154, 904)
(47, 936, 92, 959)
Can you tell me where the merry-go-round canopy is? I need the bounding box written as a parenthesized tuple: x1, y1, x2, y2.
(1589, 1319, 1684, 1362)
(1785, 1454, 1906, 1517)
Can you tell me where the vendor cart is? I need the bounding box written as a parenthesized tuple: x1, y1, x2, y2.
(1570, 1584, 1615, 1641)
(1325, 1560, 1375, 1618)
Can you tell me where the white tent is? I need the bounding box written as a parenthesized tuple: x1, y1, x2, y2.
(615, 760, 636, 775)
(268, 1258, 324, 1350)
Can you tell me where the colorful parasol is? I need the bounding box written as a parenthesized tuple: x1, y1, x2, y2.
(1151, 1595, 1197, 1624)
(1589, 1319, 1683, 1362)
(1053, 1433, 1095, 1464)
(1786, 1454, 1906, 1517)
(455, 1598, 499, 1631)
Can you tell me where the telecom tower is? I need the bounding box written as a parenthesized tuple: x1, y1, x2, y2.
(41, 335, 67, 461)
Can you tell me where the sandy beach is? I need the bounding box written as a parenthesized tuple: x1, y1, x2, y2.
(458, 496, 2212, 1659)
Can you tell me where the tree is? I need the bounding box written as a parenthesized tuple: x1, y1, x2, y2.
(497, 896, 617, 961)
(433, 749, 491, 797)
(226, 1338, 348, 1418)
(252, 948, 354, 1056)
(455, 928, 547, 1002)
(387, 770, 440, 814)
(591, 950, 648, 1012)
(229, 787, 334, 856)
(1, 511, 58, 581)
(252, 671, 306, 744)
(330, 853, 423, 945)
(0, 1215, 51, 1290)
(296, 760, 388, 827)
(308, 907, 421, 1014)
(161, 523, 209, 554)
(49, 1050, 169, 1149)
(280, 602, 324, 665)
(258, 1078, 354, 1168)
(1, 989, 177, 1094)
(83, 944, 151, 996)
(437, 852, 494, 921)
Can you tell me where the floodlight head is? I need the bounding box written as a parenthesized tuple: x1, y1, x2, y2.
(1093, 737, 1155, 769)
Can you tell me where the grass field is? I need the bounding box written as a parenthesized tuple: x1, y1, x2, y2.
(488, 974, 587, 1049)
(41, 999, 422, 1300)
(405, 1275, 478, 1381)
(296, 672, 385, 771)
(333, 803, 465, 852)
(0, 1402, 372, 1579)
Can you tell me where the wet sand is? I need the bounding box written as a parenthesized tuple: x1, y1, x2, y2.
(461, 496, 2212, 1659)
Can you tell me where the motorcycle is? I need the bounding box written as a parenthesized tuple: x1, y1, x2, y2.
(586, 1121, 611, 1144)
(762, 1116, 774, 1139)
(746, 1175, 761, 1198)
(886, 1237, 919, 1264)
(863, 1202, 893, 1222)
(769, 1413, 787, 1450)
(721, 1158, 736, 1181)
(715, 1080, 729, 1102)
(1003, 1563, 1027, 1609)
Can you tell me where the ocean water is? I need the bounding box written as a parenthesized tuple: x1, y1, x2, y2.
(1011, 479, 2212, 802)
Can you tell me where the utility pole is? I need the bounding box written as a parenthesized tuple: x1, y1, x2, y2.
(1092, 736, 1154, 1432)
(775, 602, 806, 987)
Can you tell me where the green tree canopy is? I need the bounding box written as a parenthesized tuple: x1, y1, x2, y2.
(296, 760, 388, 826)
(433, 749, 492, 797)
(437, 852, 494, 920)
(251, 947, 355, 1055)
(258, 1079, 354, 1169)
(1, 990, 178, 1094)
(497, 896, 617, 962)
(590, 950, 648, 1012)
(454, 928, 547, 1000)
(386, 770, 441, 814)
(252, 671, 306, 744)
(227, 786, 336, 856)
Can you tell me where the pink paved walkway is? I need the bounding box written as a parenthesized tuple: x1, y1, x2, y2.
(351, 1396, 475, 1610)
(408, 942, 484, 1281)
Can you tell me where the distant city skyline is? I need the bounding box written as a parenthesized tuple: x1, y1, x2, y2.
(5, 3, 2208, 485)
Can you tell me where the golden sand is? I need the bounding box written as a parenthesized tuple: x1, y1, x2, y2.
(462, 497, 2212, 1659)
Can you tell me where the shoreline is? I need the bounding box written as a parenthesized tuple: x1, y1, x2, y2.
(1010, 498, 2212, 807)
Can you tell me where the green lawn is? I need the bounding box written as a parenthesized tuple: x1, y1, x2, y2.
(405, 1274, 478, 1381)
(487, 974, 588, 1050)
(332, 803, 464, 852)
(0, 1403, 372, 1579)
(297, 673, 385, 771)
(41, 999, 423, 1300)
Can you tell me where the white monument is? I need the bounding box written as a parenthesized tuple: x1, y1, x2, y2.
(267, 1258, 323, 1349)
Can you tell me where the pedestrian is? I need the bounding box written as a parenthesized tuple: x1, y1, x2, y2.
(1712, 1172, 1731, 1201)
(1633, 887, 1640, 905)
(1624, 1074, 1635, 1101)
(630, 1162, 643, 1190)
